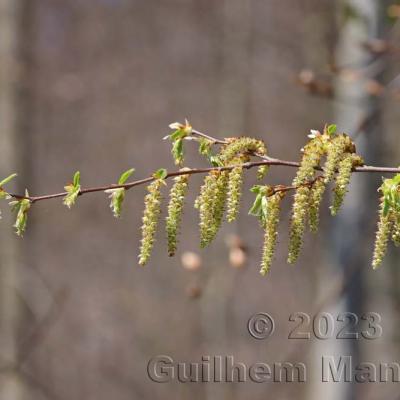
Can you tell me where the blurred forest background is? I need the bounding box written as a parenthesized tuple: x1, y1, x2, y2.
(0, 0, 399, 399)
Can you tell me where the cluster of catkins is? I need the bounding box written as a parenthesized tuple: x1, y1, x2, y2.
(138, 136, 268, 266)
(3, 121, 399, 274)
(287, 127, 363, 264)
(138, 169, 190, 265)
(195, 137, 268, 248)
(138, 123, 400, 274)
(372, 175, 400, 269)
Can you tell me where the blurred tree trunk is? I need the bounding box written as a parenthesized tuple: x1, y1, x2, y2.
(310, 1, 389, 400)
(333, 2, 389, 399)
(0, 0, 24, 397)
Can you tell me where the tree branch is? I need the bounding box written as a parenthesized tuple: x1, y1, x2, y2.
(6, 126, 400, 204)
(8, 159, 400, 204)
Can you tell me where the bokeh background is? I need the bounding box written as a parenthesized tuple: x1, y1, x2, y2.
(0, 0, 399, 399)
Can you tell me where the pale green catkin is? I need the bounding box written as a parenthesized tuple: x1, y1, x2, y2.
(372, 203, 393, 269)
(257, 165, 269, 180)
(391, 216, 400, 247)
(220, 137, 266, 164)
(207, 170, 230, 244)
(309, 178, 326, 233)
(323, 135, 351, 184)
(293, 136, 326, 186)
(260, 192, 284, 276)
(330, 153, 353, 216)
(166, 174, 189, 256)
(219, 137, 268, 179)
(288, 186, 311, 264)
(196, 172, 219, 248)
(138, 179, 163, 266)
(227, 166, 243, 222)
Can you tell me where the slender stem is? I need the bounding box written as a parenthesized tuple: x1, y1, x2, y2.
(191, 128, 228, 145)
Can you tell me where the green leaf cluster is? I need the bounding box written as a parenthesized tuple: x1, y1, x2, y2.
(380, 174, 400, 216)
(167, 120, 193, 165)
(9, 190, 31, 236)
(198, 138, 223, 166)
(372, 174, 400, 269)
(63, 171, 81, 208)
(105, 168, 135, 218)
(249, 185, 274, 226)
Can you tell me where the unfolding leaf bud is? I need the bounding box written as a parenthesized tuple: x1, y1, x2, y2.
(9, 190, 31, 237)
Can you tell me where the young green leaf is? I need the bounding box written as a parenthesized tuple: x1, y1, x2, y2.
(327, 124, 337, 136)
(105, 188, 125, 218)
(104, 168, 135, 217)
(169, 129, 187, 141)
(198, 138, 222, 166)
(9, 190, 31, 236)
(199, 138, 213, 156)
(0, 189, 10, 200)
(73, 171, 80, 187)
(153, 168, 168, 180)
(249, 185, 273, 225)
(63, 171, 81, 209)
(63, 185, 80, 208)
(249, 193, 263, 217)
(171, 138, 184, 165)
(118, 168, 135, 185)
(0, 173, 17, 187)
(167, 120, 192, 141)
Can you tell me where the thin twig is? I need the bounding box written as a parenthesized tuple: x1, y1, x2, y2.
(191, 128, 228, 144)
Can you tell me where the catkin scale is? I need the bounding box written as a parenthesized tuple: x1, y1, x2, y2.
(138, 179, 163, 266)
(166, 174, 189, 256)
